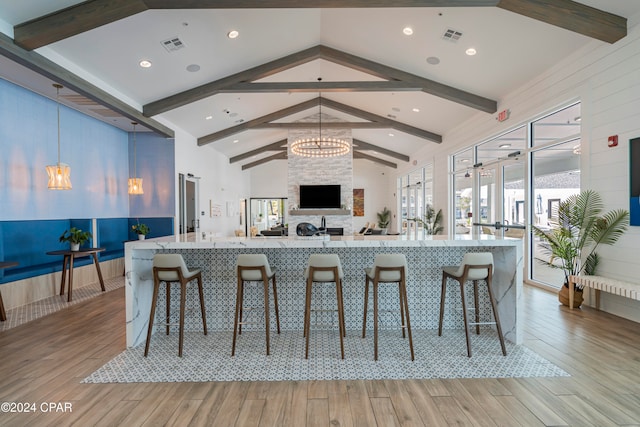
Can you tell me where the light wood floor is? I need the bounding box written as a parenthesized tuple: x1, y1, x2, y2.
(0, 285, 639, 427)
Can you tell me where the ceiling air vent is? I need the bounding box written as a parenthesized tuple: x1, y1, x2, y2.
(442, 28, 462, 42)
(161, 37, 185, 53)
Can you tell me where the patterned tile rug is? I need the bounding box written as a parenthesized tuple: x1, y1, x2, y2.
(83, 329, 569, 383)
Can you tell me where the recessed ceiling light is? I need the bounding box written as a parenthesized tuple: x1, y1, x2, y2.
(233, 139, 239, 144)
(403, 27, 413, 36)
(186, 64, 200, 72)
(499, 143, 511, 148)
(426, 56, 440, 65)
(412, 108, 420, 113)
(139, 60, 152, 68)
(205, 115, 213, 120)
(461, 159, 470, 163)
(389, 133, 395, 137)
(465, 48, 477, 56)
(228, 30, 239, 39)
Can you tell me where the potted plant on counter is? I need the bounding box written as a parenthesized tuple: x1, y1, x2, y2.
(531, 190, 629, 308)
(376, 207, 391, 233)
(132, 223, 150, 240)
(59, 227, 92, 251)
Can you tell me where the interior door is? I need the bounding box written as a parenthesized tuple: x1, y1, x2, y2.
(178, 173, 199, 234)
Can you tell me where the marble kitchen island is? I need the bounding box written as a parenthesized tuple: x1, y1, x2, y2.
(125, 234, 523, 349)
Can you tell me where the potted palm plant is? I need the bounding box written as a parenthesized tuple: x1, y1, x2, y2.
(376, 207, 391, 233)
(59, 227, 92, 251)
(531, 190, 629, 307)
(132, 223, 150, 240)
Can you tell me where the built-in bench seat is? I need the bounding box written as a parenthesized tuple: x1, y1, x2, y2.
(0, 217, 174, 284)
(568, 275, 640, 310)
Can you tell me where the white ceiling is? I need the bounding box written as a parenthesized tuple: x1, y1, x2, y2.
(1, 2, 639, 168)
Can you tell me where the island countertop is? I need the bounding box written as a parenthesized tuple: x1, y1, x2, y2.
(125, 234, 523, 350)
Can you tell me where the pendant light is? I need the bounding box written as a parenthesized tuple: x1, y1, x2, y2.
(128, 122, 144, 195)
(290, 77, 350, 158)
(46, 84, 72, 190)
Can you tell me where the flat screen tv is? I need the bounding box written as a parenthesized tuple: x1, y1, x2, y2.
(299, 185, 341, 209)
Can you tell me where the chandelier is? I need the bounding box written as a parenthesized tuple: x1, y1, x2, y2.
(290, 79, 350, 158)
(46, 84, 72, 190)
(128, 122, 144, 194)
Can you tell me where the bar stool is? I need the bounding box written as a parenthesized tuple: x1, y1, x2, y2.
(438, 252, 507, 357)
(232, 254, 281, 356)
(303, 254, 346, 359)
(144, 254, 207, 357)
(362, 254, 414, 361)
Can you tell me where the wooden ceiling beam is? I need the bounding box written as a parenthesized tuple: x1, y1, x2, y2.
(229, 139, 287, 164)
(353, 151, 397, 168)
(496, 0, 626, 44)
(320, 97, 442, 143)
(241, 151, 287, 170)
(222, 81, 422, 93)
(144, 46, 322, 116)
(200, 96, 440, 145)
(352, 139, 410, 162)
(12, 0, 626, 52)
(198, 98, 319, 146)
(0, 32, 174, 138)
(318, 46, 497, 113)
(13, 0, 148, 51)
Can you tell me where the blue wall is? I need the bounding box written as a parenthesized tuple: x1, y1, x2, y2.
(129, 131, 175, 218)
(0, 78, 175, 221)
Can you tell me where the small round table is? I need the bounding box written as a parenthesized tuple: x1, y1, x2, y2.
(46, 248, 106, 302)
(0, 261, 18, 321)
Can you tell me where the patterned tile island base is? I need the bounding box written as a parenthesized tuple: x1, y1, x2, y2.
(125, 234, 522, 349)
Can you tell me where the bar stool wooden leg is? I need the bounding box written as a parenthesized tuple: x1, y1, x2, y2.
(459, 280, 472, 357)
(304, 276, 313, 359)
(473, 280, 480, 335)
(438, 273, 447, 336)
(197, 275, 207, 335)
(263, 277, 271, 356)
(144, 279, 160, 357)
(231, 276, 243, 356)
(271, 275, 281, 334)
(238, 278, 245, 336)
(336, 277, 345, 359)
(486, 277, 507, 356)
(397, 283, 404, 337)
(373, 279, 379, 361)
(400, 277, 414, 361)
(362, 275, 370, 338)
(178, 282, 187, 357)
(165, 282, 171, 335)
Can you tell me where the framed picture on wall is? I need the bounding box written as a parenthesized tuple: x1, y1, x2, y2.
(353, 189, 364, 217)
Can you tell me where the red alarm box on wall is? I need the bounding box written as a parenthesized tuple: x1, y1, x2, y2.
(608, 135, 618, 147)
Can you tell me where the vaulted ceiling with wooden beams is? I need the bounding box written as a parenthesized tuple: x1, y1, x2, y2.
(0, 1, 638, 169)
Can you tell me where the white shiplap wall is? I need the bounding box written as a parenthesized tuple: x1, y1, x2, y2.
(402, 19, 640, 322)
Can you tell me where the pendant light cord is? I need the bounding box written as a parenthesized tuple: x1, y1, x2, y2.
(55, 84, 61, 164)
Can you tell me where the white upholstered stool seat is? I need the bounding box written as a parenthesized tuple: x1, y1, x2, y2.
(145, 254, 207, 357)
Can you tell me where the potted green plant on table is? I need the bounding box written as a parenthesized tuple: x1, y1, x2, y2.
(132, 223, 150, 240)
(59, 227, 92, 251)
(376, 207, 391, 233)
(531, 190, 629, 308)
